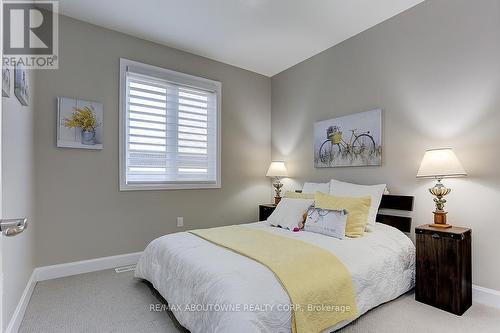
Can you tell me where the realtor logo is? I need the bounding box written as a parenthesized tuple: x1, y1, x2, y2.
(2, 1, 59, 69)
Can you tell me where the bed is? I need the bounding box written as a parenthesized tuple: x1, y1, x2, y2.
(135, 195, 416, 333)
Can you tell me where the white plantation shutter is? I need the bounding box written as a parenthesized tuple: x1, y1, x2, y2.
(120, 59, 220, 190)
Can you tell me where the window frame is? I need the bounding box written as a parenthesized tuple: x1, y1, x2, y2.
(119, 58, 221, 191)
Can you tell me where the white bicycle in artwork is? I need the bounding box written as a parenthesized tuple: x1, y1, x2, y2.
(318, 125, 376, 165)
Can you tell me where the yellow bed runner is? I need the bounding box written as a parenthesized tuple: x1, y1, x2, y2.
(189, 225, 358, 333)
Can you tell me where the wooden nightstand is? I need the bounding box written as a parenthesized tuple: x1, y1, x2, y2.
(259, 204, 276, 221)
(415, 224, 472, 315)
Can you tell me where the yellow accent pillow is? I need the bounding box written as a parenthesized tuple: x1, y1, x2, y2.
(314, 192, 371, 238)
(284, 191, 315, 200)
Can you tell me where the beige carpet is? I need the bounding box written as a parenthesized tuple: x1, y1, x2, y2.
(19, 269, 500, 333)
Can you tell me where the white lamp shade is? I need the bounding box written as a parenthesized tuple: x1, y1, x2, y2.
(266, 161, 288, 177)
(416, 148, 467, 178)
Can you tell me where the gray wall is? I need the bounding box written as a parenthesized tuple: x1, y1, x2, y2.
(34, 16, 271, 266)
(2, 69, 36, 329)
(271, 0, 500, 291)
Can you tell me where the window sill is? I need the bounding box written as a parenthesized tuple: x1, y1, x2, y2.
(119, 182, 221, 191)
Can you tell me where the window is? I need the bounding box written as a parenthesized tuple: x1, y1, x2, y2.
(119, 59, 221, 190)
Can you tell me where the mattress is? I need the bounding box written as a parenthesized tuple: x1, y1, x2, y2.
(135, 222, 415, 333)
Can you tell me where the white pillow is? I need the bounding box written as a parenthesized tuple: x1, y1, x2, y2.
(267, 198, 314, 230)
(304, 207, 347, 240)
(329, 179, 386, 225)
(302, 182, 330, 194)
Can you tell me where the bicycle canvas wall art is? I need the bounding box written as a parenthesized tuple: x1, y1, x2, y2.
(314, 109, 382, 168)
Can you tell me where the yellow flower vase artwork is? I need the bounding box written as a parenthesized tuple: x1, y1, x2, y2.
(57, 97, 103, 150)
(64, 106, 100, 145)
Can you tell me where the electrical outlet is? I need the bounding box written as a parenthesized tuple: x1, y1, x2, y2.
(177, 217, 184, 227)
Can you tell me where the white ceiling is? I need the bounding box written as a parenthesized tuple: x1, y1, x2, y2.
(59, 0, 425, 77)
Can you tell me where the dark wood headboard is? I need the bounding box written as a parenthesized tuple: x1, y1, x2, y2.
(295, 190, 414, 233)
(377, 195, 414, 233)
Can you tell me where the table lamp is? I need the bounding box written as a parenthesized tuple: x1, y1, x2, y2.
(266, 161, 288, 204)
(416, 148, 467, 228)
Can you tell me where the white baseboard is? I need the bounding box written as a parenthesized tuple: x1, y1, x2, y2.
(5, 252, 143, 333)
(5, 271, 37, 333)
(35, 252, 143, 281)
(473, 284, 500, 309)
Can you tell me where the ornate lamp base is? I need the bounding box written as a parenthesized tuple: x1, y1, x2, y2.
(430, 211, 451, 228)
(428, 178, 453, 228)
(272, 177, 283, 205)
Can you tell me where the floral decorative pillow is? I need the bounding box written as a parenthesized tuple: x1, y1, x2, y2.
(267, 198, 314, 230)
(304, 207, 348, 240)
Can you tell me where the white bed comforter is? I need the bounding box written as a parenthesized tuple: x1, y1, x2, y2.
(135, 222, 415, 333)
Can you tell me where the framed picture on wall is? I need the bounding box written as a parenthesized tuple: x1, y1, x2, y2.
(57, 97, 104, 150)
(314, 109, 382, 168)
(14, 64, 29, 106)
(2, 67, 11, 97)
